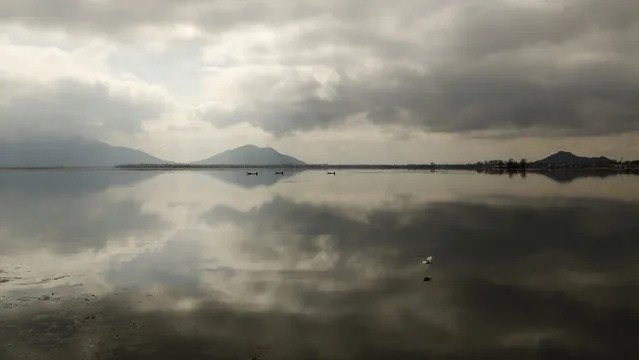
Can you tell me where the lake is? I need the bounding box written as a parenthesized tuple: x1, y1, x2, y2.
(1, 169, 638, 359)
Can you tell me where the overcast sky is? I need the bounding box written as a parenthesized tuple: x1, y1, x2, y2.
(1, 0, 638, 163)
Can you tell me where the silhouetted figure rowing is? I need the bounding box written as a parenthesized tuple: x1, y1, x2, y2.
(246, 171, 258, 176)
(327, 171, 336, 175)
(275, 171, 284, 175)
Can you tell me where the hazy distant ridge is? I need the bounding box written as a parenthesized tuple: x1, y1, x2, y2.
(0, 136, 168, 167)
(192, 144, 305, 165)
(0, 136, 630, 168)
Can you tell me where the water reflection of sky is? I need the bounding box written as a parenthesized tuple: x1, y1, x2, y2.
(1, 170, 639, 359)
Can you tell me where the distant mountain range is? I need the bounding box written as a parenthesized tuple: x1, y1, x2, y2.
(0, 135, 629, 168)
(0, 137, 305, 167)
(192, 144, 305, 165)
(535, 151, 617, 165)
(0, 135, 168, 167)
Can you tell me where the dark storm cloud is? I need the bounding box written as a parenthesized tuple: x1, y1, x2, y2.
(198, 0, 639, 137)
(204, 62, 639, 137)
(3, 0, 639, 137)
(0, 77, 166, 140)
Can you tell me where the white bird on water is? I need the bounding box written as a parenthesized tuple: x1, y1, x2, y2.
(422, 256, 432, 265)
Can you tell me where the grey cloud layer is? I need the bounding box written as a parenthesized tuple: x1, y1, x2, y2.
(0, 0, 444, 33)
(0, 76, 166, 140)
(2, 0, 639, 137)
(201, 0, 639, 137)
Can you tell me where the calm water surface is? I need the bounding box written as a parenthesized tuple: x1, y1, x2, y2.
(1, 170, 638, 359)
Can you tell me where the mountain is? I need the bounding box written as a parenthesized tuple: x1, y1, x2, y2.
(193, 145, 305, 165)
(0, 135, 169, 167)
(536, 151, 617, 165)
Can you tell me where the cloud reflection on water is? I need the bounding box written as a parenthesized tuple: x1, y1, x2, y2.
(1, 170, 639, 359)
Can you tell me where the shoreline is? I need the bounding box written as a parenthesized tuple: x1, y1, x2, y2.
(114, 163, 639, 173)
(0, 164, 637, 174)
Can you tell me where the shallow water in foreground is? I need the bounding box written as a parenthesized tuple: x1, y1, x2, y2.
(1, 169, 638, 359)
